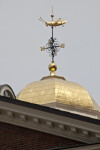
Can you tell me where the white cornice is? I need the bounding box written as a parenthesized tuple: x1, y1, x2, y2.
(0, 100, 100, 144)
(64, 144, 100, 150)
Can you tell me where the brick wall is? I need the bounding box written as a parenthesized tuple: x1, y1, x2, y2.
(0, 122, 83, 150)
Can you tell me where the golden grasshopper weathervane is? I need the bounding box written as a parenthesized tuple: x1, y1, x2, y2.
(40, 8, 67, 62)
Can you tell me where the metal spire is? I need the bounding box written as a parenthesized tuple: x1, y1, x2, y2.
(40, 8, 67, 63)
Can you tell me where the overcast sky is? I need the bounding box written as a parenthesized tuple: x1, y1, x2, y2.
(0, 0, 100, 105)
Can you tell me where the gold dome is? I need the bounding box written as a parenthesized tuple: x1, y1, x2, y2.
(17, 76, 95, 110)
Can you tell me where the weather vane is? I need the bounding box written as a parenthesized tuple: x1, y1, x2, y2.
(39, 7, 67, 62)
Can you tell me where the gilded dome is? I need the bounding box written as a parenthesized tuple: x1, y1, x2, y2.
(17, 76, 95, 110)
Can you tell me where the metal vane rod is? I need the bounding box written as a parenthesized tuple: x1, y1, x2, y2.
(51, 6, 54, 22)
(40, 8, 67, 62)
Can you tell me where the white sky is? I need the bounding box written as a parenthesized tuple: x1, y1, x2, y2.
(0, 0, 100, 105)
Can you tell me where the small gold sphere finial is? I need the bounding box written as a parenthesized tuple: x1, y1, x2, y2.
(48, 61, 57, 76)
